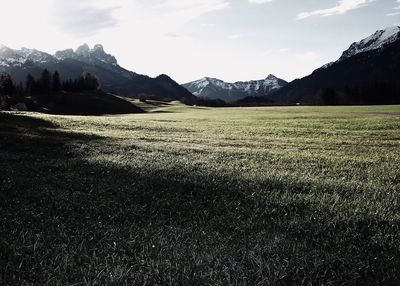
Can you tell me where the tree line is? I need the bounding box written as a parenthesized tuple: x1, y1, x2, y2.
(318, 81, 400, 105)
(0, 69, 100, 97)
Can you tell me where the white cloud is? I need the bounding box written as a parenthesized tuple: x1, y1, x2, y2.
(228, 34, 243, 40)
(387, 0, 400, 16)
(136, 0, 230, 37)
(200, 23, 217, 27)
(387, 11, 400, 16)
(248, 0, 273, 4)
(297, 0, 373, 20)
(52, 0, 120, 36)
(154, 0, 230, 22)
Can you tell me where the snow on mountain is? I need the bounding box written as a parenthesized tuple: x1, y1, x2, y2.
(340, 26, 400, 61)
(0, 43, 135, 87)
(0, 45, 57, 71)
(272, 26, 400, 105)
(54, 49, 74, 60)
(0, 45, 37, 70)
(183, 74, 287, 103)
(0, 43, 194, 102)
(189, 77, 233, 95)
(20, 48, 55, 63)
(233, 74, 285, 94)
(316, 26, 400, 72)
(75, 43, 90, 57)
(55, 44, 118, 66)
(0, 43, 124, 73)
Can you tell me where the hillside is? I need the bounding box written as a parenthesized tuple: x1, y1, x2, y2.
(46, 91, 143, 115)
(4, 91, 143, 115)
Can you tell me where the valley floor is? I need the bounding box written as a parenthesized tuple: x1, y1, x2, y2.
(1, 105, 400, 285)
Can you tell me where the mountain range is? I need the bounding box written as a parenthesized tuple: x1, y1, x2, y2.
(269, 26, 400, 105)
(183, 74, 287, 103)
(1, 26, 399, 107)
(184, 26, 400, 106)
(0, 43, 196, 104)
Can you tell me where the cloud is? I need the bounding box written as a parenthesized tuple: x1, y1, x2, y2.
(154, 0, 230, 21)
(228, 34, 243, 40)
(51, 0, 120, 37)
(139, 0, 229, 38)
(201, 23, 217, 27)
(164, 33, 183, 38)
(387, 0, 400, 16)
(248, 0, 273, 3)
(297, 0, 373, 20)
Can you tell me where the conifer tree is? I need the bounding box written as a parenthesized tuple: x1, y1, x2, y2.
(52, 71, 61, 92)
(39, 69, 51, 94)
(0, 74, 15, 96)
(25, 74, 35, 95)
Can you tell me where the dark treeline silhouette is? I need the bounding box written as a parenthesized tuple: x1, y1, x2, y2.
(0, 69, 100, 98)
(61, 72, 100, 92)
(0, 69, 101, 111)
(25, 69, 99, 96)
(0, 74, 15, 96)
(318, 80, 400, 105)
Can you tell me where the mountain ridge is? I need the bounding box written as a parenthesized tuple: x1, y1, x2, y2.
(269, 26, 400, 105)
(339, 26, 400, 61)
(0, 43, 196, 103)
(183, 74, 287, 103)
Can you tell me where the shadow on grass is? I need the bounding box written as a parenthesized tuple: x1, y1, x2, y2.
(1, 113, 400, 285)
(0, 112, 57, 130)
(0, 113, 102, 157)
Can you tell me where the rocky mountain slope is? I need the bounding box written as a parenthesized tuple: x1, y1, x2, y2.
(339, 26, 400, 61)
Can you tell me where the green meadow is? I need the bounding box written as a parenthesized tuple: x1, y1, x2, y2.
(1, 104, 400, 285)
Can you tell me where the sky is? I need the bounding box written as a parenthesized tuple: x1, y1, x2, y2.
(0, 0, 399, 83)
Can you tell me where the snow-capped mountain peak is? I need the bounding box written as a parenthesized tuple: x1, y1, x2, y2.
(54, 49, 75, 60)
(0, 45, 56, 69)
(0, 43, 135, 84)
(233, 76, 285, 95)
(185, 77, 232, 95)
(183, 75, 287, 103)
(76, 43, 90, 57)
(340, 26, 400, 60)
(20, 48, 54, 63)
(92, 44, 105, 53)
(54, 44, 118, 66)
(194, 77, 213, 88)
(265, 74, 278, 80)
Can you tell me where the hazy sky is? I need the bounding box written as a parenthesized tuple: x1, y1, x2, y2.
(1, 0, 399, 83)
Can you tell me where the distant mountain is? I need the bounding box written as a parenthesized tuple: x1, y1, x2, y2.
(270, 26, 400, 105)
(0, 44, 196, 104)
(183, 74, 287, 103)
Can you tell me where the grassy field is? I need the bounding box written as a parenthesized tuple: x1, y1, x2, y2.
(1, 104, 400, 285)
